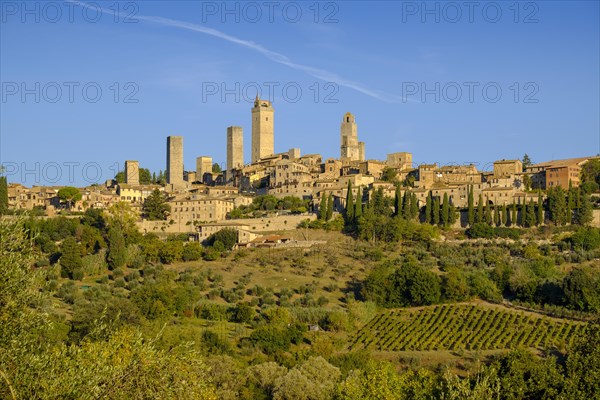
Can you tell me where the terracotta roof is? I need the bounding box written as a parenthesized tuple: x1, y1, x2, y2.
(251, 235, 291, 243)
(531, 156, 599, 169)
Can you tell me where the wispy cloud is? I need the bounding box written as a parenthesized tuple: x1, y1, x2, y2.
(71, 1, 415, 103)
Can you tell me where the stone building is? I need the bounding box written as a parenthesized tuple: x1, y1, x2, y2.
(270, 160, 312, 188)
(117, 184, 162, 205)
(227, 126, 244, 171)
(125, 160, 140, 185)
(196, 222, 259, 243)
(527, 157, 599, 189)
(7, 184, 60, 210)
(168, 197, 235, 224)
(288, 148, 301, 160)
(359, 160, 387, 179)
(493, 159, 522, 178)
(166, 136, 184, 188)
(251, 96, 274, 162)
(196, 156, 213, 184)
(416, 163, 481, 189)
(387, 152, 413, 170)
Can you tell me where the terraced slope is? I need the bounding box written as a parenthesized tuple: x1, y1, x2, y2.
(350, 303, 585, 352)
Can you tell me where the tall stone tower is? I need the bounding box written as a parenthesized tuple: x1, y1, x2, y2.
(124, 160, 139, 185)
(166, 136, 184, 187)
(340, 112, 360, 161)
(196, 156, 213, 183)
(227, 126, 244, 171)
(251, 96, 274, 163)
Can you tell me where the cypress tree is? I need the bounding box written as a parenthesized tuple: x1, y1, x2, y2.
(574, 194, 593, 225)
(548, 186, 567, 225)
(410, 193, 419, 220)
(394, 185, 401, 217)
(485, 199, 492, 225)
(326, 194, 334, 221)
(520, 200, 527, 227)
(501, 204, 508, 226)
(494, 206, 500, 226)
(467, 185, 475, 226)
(441, 193, 449, 226)
(567, 181, 574, 224)
(433, 196, 441, 225)
(319, 194, 328, 221)
(402, 190, 411, 219)
(526, 199, 537, 227)
(345, 181, 354, 223)
(60, 237, 83, 279)
(449, 203, 458, 225)
(0, 176, 8, 215)
(107, 225, 127, 270)
(537, 191, 543, 225)
(511, 201, 517, 227)
(354, 187, 363, 220)
(425, 192, 432, 224)
(371, 187, 386, 215)
(476, 193, 484, 223)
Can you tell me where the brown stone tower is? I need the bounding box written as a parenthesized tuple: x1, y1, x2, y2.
(166, 136, 184, 187)
(227, 126, 244, 171)
(124, 160, 139, 185)
(251, 96, 274, 163)
(196, 156, 213, 182)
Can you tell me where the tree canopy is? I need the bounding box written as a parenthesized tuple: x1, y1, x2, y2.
(57, 187, 82, 209)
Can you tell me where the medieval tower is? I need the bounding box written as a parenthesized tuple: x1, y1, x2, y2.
(251, 96, 274, 163)
(227, 126, 244, 171)
(124, 160, 139, 185)
(340, 112, 361, 161)
(166, 136, 184, 187)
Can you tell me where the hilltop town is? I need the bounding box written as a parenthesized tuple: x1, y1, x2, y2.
(6, 96, 600, 242)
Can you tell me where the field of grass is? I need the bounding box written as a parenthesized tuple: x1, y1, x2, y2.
(350, 303, 586, 352)
(164, 230, 377, 308)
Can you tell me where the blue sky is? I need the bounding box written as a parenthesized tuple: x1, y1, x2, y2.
(1, 0, 599, 186)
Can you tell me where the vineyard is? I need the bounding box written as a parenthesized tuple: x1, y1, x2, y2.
(350, 303, 586, 352)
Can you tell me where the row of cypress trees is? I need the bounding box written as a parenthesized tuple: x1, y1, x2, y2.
(340, 182, 594, 229)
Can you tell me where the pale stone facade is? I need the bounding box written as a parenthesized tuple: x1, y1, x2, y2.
(169, 197, 235, 224)
(359, 160, 387, 179)
(416, 164, 481, 189)
(251, 97, 274, 162)
(7, 184, 60, 210)
(358, 142, 366, 162)
(196, 156, 213, 183)
(288, 148, 301, 160)
(493, 159, 522, 178)
(166, 136, 184, 187)
(387, 152, 413, 170)
(196, 222, 259, 243)
(340, 112, 360, 161)
(270, 161, 312, 188)
(125, 160, 139, 185)
(117, 184, 162, 205)
(227, 126, 244, 171)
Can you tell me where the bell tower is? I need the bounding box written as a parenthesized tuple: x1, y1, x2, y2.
(251, 96, 274, 163)
(340, 112, 359, 161)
